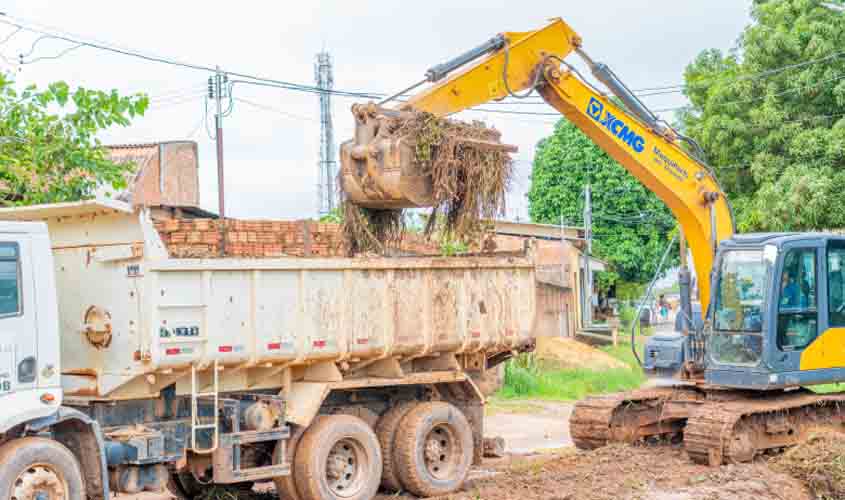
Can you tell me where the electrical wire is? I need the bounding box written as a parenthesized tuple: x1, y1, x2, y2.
(22, 43, 82, 64)
(232, 97, 317, 122)
(203, 96, 216, 141)
(0, 26, 21, 47)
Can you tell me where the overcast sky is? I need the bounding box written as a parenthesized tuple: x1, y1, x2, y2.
(4, 1, 751, 221)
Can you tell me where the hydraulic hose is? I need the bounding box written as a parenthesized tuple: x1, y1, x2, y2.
(630, 230, 678, 367)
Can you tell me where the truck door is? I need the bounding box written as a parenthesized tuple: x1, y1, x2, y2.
(0, 237, 37, 395)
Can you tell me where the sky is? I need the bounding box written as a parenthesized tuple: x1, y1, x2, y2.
(2, 1, 752, 221)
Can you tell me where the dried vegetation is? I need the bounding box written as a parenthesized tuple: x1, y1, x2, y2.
(341, 111, 512, 255)
(771, 430, 845, 499)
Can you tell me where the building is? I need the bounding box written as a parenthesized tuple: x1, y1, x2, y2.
(490, 220, 607, 338)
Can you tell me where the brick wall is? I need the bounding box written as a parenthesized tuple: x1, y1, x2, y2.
(154, 218, 440, 258)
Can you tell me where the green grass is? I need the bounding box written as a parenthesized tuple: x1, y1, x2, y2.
(496, 343, 646, 401)
(810, 382, 845, 394)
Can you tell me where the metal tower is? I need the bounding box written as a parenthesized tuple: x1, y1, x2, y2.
(315, 51, 336, 216)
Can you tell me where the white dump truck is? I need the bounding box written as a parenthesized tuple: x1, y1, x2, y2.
(0, 198, 537, 500)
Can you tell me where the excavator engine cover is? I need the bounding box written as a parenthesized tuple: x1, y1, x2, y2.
(339, 103, 436, 209)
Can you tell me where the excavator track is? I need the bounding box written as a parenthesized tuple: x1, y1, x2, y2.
(684, 389, 845, 465)
(570, 386, 703, 450)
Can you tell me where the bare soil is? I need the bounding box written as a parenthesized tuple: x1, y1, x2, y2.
(378, 444, 809, 500)
(126, 401, 812, 500)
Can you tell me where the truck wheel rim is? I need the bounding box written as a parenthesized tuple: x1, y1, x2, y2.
(424, 424, 459, 480)
(12, 464, 68, 500)
(325, 438, 367, 497)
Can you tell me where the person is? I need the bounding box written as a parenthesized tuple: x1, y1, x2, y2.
(658, 294, 668, 322)
(781, 272, 800, 308)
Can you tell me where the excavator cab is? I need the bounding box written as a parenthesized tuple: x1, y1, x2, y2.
(643, 233, 845, 390)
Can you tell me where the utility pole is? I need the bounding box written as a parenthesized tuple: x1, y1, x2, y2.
(582, 184, 593, 327)
(208, 67, 229, 255)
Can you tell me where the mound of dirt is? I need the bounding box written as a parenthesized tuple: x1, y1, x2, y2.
(771, 430, 845, 499)
(412, 444, 809, 500)
(535, 337, 627, 371)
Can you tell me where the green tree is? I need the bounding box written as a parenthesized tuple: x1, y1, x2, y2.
(528, 121, 676, 285)
(0, 73, 148, 206)
(681, 0, 845, 231)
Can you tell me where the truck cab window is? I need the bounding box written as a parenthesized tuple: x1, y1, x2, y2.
(0, 243, 20, 317)
(777, 248, 817, 350)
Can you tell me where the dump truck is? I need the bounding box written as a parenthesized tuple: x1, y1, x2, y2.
(0, 198, 537, 500)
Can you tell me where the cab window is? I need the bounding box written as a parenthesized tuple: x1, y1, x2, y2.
(0, 243, 21, 317)
(827, 242, 845, 326)
(777, 248, 817, 350)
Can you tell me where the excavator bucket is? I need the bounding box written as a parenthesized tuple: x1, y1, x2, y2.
(339, 103, 516, 210)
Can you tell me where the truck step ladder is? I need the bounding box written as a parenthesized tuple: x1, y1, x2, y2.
(191, 359, 220, 454)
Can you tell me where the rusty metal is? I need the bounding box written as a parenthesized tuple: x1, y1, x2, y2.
(339, 104, 435, 209)
(338, 104, 516, 210)
(83, 306, 113, 349)
(684, 389, 845, 465)
(569, 386, 703, 450)
(212, 427, 291, 484)
(574, 385, 845, 465)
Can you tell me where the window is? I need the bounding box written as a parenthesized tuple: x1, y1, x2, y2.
(711, 249, 769, 365)
(777, 248, 817, 350)
(714, 250, 768, 333)
(828, 242, 845, 326)
(0, 243, 21, 317)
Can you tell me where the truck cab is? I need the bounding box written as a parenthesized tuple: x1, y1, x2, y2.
(0, 221, 63, 430)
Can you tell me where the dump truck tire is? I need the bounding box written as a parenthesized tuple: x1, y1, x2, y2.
(394, 401, 473, 497)
(293, 415, 382, 500)
(273, 424, 307, 500)
(166, 473, 200, 500)
(0, 436, 86, 500)
(374, 401, 417, 491)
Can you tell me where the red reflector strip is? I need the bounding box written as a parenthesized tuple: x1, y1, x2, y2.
(165, 348, 181, 355)
(313, 340, 326, 348)
(356, 338, 369, 345)
(471, 331, 481, 338)
(267, 342, 282, 350)
(219, 345, 233, 353)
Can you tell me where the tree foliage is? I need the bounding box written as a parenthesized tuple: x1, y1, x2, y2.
(0, 73, 148, 206)
(681, 0, 845, 231)
(528, 121, 676, 285)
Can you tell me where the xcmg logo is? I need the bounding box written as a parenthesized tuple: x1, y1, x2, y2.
(586, 97, 645, 153)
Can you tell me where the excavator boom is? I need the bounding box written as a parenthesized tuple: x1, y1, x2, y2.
(340, 18, 734, 312)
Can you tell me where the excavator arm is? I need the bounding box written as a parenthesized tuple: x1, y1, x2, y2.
(341, 18, 734, 312)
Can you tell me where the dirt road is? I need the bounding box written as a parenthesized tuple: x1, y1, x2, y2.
(484, 400, 573, 453)
(126, 400, 811, 500)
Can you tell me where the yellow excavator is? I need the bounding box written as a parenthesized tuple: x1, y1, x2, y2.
(340, 18, 845, 464)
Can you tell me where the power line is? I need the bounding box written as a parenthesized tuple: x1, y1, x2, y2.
(629, 49, 845, 95)
(233, 97, 316, 122)
(0, 26, 21, 47)
(147, 95, 203, 110)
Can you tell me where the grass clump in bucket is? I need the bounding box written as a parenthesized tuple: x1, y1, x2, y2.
(341, 111, 512, 255)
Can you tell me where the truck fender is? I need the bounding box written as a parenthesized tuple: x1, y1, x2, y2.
(0, 392, 65, 434)
(27, 406, 111, 500)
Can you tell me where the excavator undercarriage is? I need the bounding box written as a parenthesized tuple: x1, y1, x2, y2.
(571, 386, 845, 465)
